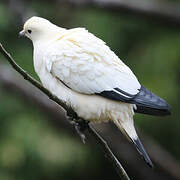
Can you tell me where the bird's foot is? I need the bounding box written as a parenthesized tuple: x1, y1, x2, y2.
(72, 121, 86, 144)
(66, 113, 89, 144)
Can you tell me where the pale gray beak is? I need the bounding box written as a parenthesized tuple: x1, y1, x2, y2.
(19, 30, 25, 37)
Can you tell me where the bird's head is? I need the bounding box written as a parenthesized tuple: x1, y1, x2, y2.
(19, 16, 65, 44)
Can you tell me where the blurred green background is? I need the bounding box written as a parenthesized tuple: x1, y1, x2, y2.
(0, 0, 179, 179)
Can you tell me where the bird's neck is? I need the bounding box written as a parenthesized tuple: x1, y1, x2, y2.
(33, 27, 66, 47)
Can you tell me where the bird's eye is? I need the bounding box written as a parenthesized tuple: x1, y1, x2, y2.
(28, 30, 32, 34)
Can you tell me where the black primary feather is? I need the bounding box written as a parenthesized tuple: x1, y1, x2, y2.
(132, 86, 171, 116)
(96, 87, 136, 102)
(97, 85, 171, 116)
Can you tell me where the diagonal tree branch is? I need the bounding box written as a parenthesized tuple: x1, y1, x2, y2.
(0, 43, 130, 180)
(65, 0, 180, 27)
(88, 124, 129, 179)
(3, 0, 180, 28)
(0, 43, 75, 116)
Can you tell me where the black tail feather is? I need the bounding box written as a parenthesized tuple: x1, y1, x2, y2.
(121, 126, 153, 168)
(133, 137, 153, 168)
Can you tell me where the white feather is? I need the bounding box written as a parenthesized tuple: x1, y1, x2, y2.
(43, 28, 140, 96)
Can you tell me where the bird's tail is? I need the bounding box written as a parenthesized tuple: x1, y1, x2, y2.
(132, 137, 153, 168)
(113, 118, 153, 168)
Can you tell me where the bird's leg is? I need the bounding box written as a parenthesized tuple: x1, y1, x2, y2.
(66, 112, 89, 144)
(70, 119, 89, 144)
(74, 120, 87, 144)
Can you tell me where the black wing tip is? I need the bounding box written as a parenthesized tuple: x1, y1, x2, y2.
(162, 105, 171, 116)
(135, 105, 171, 116)
(166, 104, 171, 115)
(158, 99, 171, 115)
(133, 138, 154, 168)
(134, 86, 171, 116)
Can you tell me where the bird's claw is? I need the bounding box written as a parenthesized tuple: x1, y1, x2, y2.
(74, 122, 86, 144)
(66, 114, 89, 144)
(67, 115, 74, 122)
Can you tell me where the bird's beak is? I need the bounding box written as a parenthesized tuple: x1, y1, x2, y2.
(19, 30, 25, 37)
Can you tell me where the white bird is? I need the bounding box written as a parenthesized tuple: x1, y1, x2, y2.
(19, 16, 171, 167)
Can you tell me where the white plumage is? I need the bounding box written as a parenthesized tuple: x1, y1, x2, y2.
(20, 16, 157, 167)
(45, 28, 140, 95)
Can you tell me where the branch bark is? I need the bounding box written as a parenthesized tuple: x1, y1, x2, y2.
(64, 0, 180, 27)
(0, 43, 130, 180)
(4, 0, 180, 27)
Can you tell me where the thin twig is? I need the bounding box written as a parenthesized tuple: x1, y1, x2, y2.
(88, 125, 130, 180)
(0, 43, 130, 180)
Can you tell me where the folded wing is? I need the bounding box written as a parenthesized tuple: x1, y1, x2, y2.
(44, 28, 170, 116)
(44, 27, 140, 101)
